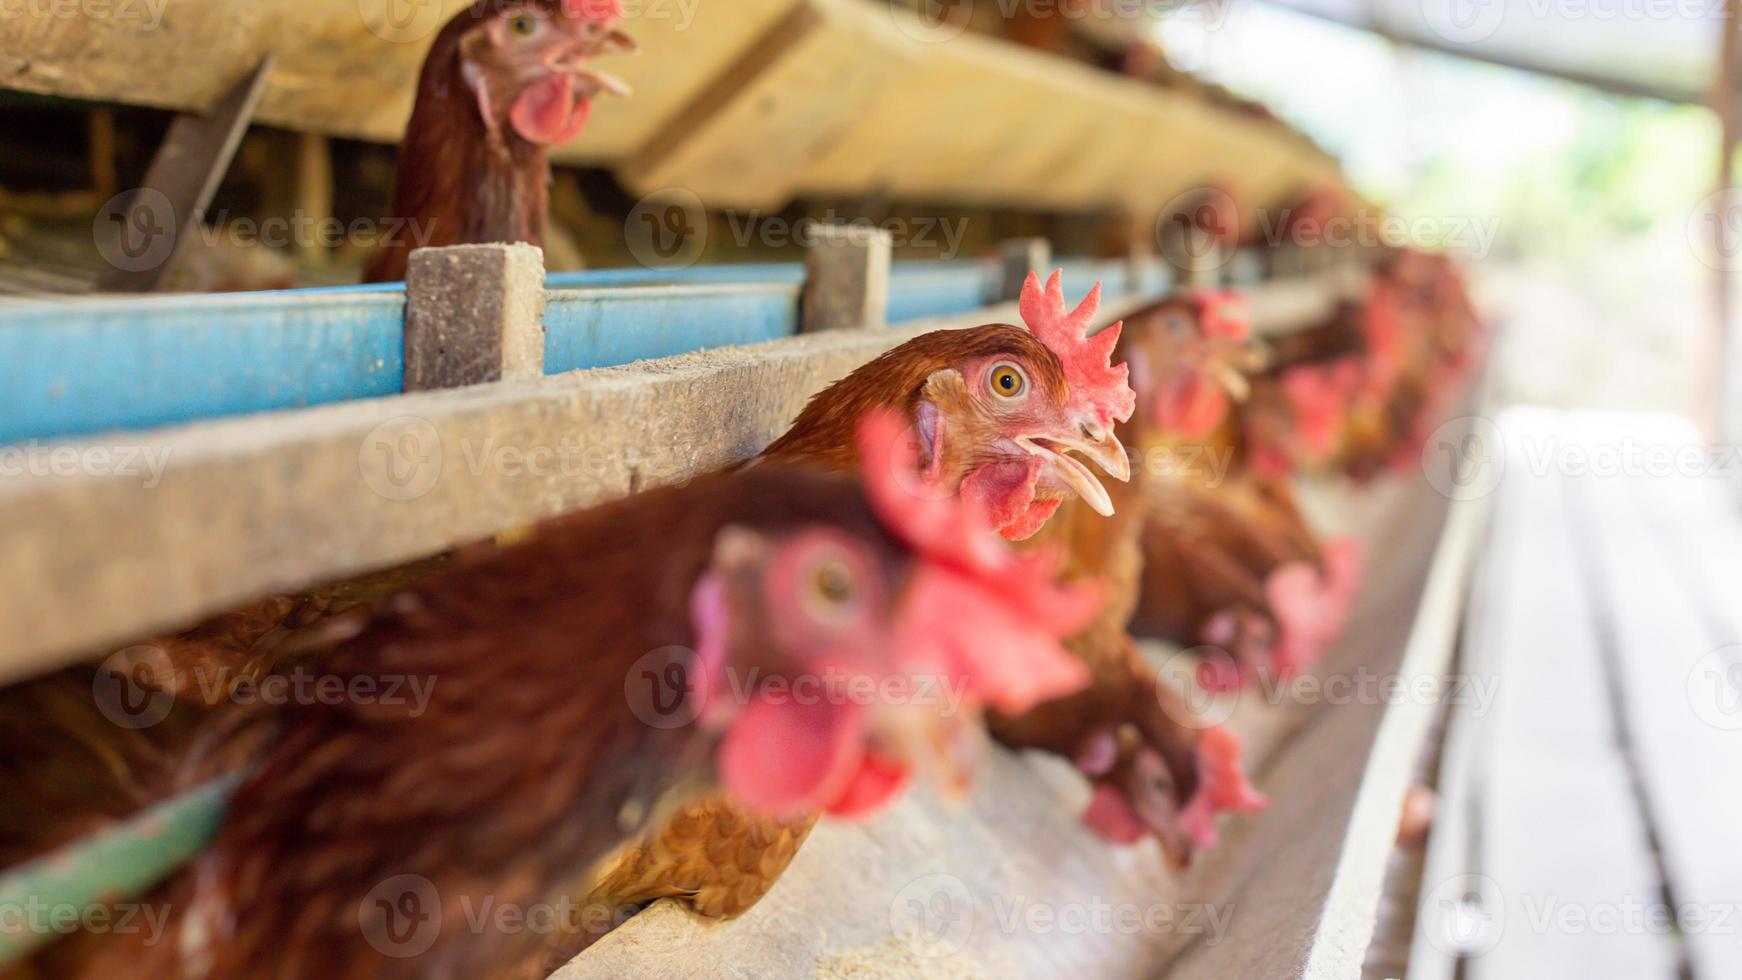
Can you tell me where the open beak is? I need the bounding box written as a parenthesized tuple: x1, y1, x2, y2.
(572, 66, 633, 98)
(552, 29, 637, 98)
(1015, 423, 1130, 518)
(1211, 361, 1252, 403)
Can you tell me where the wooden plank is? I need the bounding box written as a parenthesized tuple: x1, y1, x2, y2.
(620, 0, 897, 208)
(1405, 426, 1511, 980)
(619, 0, 1339, 212)
(94, 58, 274, 292)
(1450, 409, 1678, 979)
(0, 0, 797, 165)
(1566, 411, 1742, 979)
(782, 1, 1340, 216)
(0, 322, 918, 687)
(0, 2, 1338, 215)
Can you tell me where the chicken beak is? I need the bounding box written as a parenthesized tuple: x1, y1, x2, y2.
(1014, 423, 1130, 518)
(597, 28, 638, 55)
(552, 30, 637, 98)
(572, 66, 633, 98)
(1211, 361, 1251, 403)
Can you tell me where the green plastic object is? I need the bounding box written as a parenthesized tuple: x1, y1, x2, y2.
(0, 775, 238, 965)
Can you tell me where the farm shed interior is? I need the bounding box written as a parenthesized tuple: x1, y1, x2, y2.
(0, 1, 1738, 978)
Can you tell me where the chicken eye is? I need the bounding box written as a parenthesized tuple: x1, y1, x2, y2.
(507, 13, 541, 37)
(812, 560, 856, 608)
(988, 362, 1027, 400)
(794, 554, 864, 628)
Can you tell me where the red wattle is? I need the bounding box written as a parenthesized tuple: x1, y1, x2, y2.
(824, 752, 911, 818)
(1083, 784, 1149, 844)
(999, 498, 1062, 541)
(960, 459, 1050, 541)
(510, 76, 592, 146)
(718, 692, 865, 816)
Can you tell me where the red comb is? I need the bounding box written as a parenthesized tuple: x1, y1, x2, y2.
(1194, 292, 1251, 340)
(562, 0, 624, 21)
(1020, 271, 1136, 428)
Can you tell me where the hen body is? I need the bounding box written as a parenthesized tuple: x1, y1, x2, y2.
(14, 468, 926, 978)
(1129, 299, 1362, 674)
(577, 322, 1104, 940)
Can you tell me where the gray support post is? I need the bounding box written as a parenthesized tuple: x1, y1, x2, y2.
(403, 243, 548, 391)
(801, 225, 892, 332)
(999, 237, 1052, 302)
